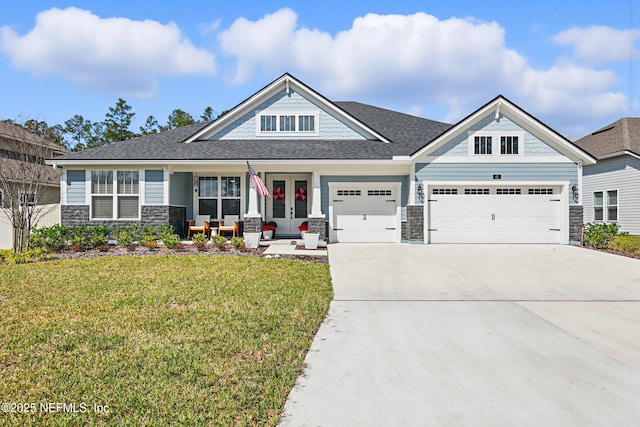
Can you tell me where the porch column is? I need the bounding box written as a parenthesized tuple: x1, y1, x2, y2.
(308, 171, 325, 240)
(247, 178, 259, 216)
(309, 171, 323, 217)
(243, 174, 262, 233)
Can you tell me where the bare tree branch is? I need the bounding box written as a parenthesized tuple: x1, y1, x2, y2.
(0, 121, 68, 252)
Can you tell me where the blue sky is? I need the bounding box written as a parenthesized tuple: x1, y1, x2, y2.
(0, 0, 637, 140)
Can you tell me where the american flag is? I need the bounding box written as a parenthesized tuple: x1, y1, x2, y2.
(247, 162, 271, 198)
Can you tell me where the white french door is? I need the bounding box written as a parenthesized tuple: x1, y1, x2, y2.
(266, 174, 311, 236)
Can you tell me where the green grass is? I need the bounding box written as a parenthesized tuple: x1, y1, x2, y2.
(0, 255, 332, 426)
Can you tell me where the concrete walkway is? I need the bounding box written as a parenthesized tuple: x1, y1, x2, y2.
(280, 244, 640, 426)
(262, 239, 328, 257)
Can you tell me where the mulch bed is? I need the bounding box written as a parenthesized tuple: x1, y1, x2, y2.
(581, 245, 640, 260)
(50, 245, 329, 264)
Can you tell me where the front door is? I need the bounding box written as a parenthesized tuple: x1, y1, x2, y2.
(267, 174, 310, 236)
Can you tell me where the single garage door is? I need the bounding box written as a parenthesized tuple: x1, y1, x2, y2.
(428, 185, 563, 243)
(331, 186, 400, 243)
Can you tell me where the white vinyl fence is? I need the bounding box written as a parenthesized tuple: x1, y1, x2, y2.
(0, 204, 60, 250)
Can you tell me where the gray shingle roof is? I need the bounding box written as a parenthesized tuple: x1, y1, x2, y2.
(574, 118, 640, 158)
(335, 102, 452, 154)
(52, 101, 453, 162)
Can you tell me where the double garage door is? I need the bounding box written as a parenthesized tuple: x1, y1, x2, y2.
(331, 185, 400, 243)
(428, 185, 565, 244)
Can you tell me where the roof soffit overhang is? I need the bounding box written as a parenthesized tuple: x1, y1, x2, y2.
(410, 96, 596, 165)
(184, 73, 392, 144)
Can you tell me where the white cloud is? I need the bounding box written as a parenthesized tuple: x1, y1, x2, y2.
(553, 25, 639, 65)
(0, 7, 216, 98)
(218, 9, 630, 136)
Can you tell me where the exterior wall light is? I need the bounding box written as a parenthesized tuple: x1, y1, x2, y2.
(417, 184, 424, 202)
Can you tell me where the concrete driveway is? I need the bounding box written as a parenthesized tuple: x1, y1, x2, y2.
(280, 244, 640, 426)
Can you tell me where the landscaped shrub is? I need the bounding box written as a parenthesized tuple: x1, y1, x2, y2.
(159, 224, 181, 249)
(90, 225, 110, 249)
(583, 222, 626, 249)
(211, 235, 227, 250)
(30, 224, 69, 252)
(114, 226, 136, 247)
(0, 248, 52, 264)
(231, 237, 245, 249)
(70, 225, 91, 251)
(141, 225, 159, 247)
(609, 235, 640, 254)
(191, 232, 209, 250)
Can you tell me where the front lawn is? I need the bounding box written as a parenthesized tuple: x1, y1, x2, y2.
(0, 255, 332, 426)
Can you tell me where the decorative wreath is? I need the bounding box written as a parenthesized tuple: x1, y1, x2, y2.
(295, 188, 307, 201)
(273, 187, 285, 200)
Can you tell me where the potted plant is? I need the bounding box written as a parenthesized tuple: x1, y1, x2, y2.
(298, 221, 309, 238)
(303, 231, 319, 249)
(243, 232, 260, 248)
(262, 223, 276, 240)
(191, 232, 208, 250)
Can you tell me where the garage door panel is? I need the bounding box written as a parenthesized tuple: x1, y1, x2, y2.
(332, 185, 399, 243)
(429, 185, 564, 244)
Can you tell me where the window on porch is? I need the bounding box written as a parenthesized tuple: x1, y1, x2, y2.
(198, 176, 241, 219)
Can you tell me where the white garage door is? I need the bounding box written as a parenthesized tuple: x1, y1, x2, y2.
(428, 185, 563, 243)
(331, 186, 400, 243)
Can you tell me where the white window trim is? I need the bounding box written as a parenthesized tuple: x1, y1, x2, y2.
(193, 174, 245, 220)
(255, 111, 320, 136)
(594, 189, 619, 223)
(88, 168, 142, 220)
(468, 130, 525, 157)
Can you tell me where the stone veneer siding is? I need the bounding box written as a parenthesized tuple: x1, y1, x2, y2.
(61, 205, 186, 236)
(308, 217, 326, 241)
(405, 205, 424, 242)
(243, 216, 262, 233)
(569, 205, 584, 245)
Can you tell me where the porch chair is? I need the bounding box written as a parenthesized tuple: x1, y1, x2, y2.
(188, 215, 211, 238)
(218, 215, 239, 238)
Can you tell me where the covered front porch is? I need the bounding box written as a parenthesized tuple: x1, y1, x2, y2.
(168, 166, 325, 239)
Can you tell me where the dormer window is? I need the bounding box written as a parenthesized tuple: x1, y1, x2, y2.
(257, 112, 319, 136)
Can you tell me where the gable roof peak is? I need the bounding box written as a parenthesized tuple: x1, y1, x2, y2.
(184, 72, 393, 144)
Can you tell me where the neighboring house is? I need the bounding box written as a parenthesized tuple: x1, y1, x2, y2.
(49, 73, 595, 244)
(574, 118, 640, 234)
(0, 121, 69, 249)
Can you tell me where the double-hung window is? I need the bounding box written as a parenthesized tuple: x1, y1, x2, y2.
(198, 176, 241, 219)
(91, 170, 139, 219)
(117, 171, 139, 219)
(594, 190, 618, 222)
(91, 171, 114, 219)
